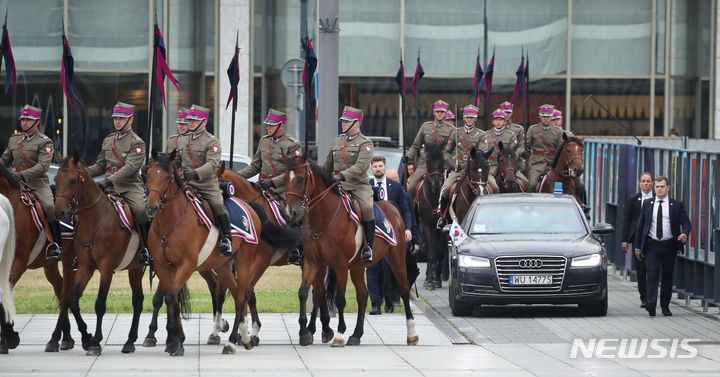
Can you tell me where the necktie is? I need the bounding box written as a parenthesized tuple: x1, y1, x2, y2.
(656, 200, 664, 240)
(377, 181, 382, 187)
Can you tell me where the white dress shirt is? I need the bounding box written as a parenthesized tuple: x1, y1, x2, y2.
(641, 191, 653, 207)
(649, 198, 672, 241)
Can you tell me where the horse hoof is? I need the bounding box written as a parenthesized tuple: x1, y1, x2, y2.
(121, 343, 136, 354)
(44, 342, 60, 353)
(321, 330, 334, 344)
(242, 341, 254, 351)
(299, 333, 314, 346)
(221, 319, 230, 333)
(331, 337, 346, 347)
(250, 335, 260, 347)
(86, 346, 102, 356)
(143, 337, 157, 347)
(81, 334, 93, 351)
(222, 344, 236, 355)
(407, 336, 419, 346)
(60, 339, 75, 350)
(207, 334, 221, 345)
(6, 333, 19, 349)
(0, 345, 8, 354)
(165, 342, 179, 355)
(170, 345, 184, 357)
(346, 337, 361, 346)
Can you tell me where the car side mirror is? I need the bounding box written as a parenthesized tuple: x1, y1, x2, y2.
(591, 222, 614, 235)
(442, 224, 451, 235)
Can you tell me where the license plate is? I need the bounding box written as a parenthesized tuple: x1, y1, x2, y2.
(509, 275, 553, 285)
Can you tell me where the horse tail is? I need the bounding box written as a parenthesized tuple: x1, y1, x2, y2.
(0, 194, 16, 324)
(178, 283, 192, 321)
(247, 201, 302, 250)
(324, 268, 337, 309)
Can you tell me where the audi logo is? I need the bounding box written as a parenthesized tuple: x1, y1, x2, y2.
(518, 259, 543, 268)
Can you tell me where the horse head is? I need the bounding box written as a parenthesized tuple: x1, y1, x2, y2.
(466, 146, 492, 196)
(423, 143, 445, 193)
(284, 152, 331, 225)
(554, 133, 584, 178)
(145, 149, 182, 217)
(0, 164, 20, 197)
(53, 151, 99, 219)
(496, 141, 520, 192)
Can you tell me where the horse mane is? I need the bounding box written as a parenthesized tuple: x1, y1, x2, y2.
(424, 143, 444, 172)
(550, 135, 584, 169)
(498, 145, 516, 161)
(0, 164, 20, 190)
(153, 152, 184, 187)
(288, 157, 340, 195)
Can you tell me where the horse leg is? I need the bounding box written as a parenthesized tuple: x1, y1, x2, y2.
(385, 246, 419, 346)
(247, 289, 261, 346)
(311, 272, 334, 343)
(143, 284, 165, 347)
(298, 259, 321, 346)
(165, 264, 194, 356)
(0, 304, 19, 353)
(331, 268, 349, 347)
(59, 247, 76, 351)
(346, 267, 367, 346)
(42, 263, 65, 352)
(233, 253, 255, 351)
(121, 268, 144, 354)
(86, 270, 113, 356)
(67, 266, 93, 351)
(205, 270, 224, 345)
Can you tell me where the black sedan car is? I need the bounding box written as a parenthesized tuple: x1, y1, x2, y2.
(446, 193, 614, 316)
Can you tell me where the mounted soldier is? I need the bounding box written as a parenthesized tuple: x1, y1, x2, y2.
(552, 109, 586, 203)
(487, 109, 530, 189)
(0, 105, 62, 260)
(404, 99, 454, 196)
(499, 101, 526, 153)
(166, 107, 189, 153)
(523, 104, 565, 192)
(238, 108, 302, 265)
(445, 111, 456, 127)
(436, 104, 496, 229)
(85, 102, 151, 265)
(322, 105, 374, 264)
(174, 104, 233, 257)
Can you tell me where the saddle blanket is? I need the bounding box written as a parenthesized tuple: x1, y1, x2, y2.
(340, 195, 397, 246)
(225, 197, 259, 244)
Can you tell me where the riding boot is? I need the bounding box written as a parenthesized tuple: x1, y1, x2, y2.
(137, 222, 152, 267)
(44, 221, 63, 261)
(216, 214, 234, 257)
(288, 243, 304, 266)
(436, 197, 449, 230)
(361, 220, 375, 264)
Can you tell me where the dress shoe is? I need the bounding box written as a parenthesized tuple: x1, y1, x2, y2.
(646, 306, 656, 317)
(369, 304, 381, 315)
(640, 300, 646, 308)
(384, 304, 394, 314)
(661, 307, 672, 316)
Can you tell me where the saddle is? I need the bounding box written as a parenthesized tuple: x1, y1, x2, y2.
(185, 183, 259, 244)
(340, 191, 397, 246)
(19, 183, 56, 245)
(104, 188, 136, 232)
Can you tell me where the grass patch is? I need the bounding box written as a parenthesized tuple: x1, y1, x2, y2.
(12, 265, 362, 314)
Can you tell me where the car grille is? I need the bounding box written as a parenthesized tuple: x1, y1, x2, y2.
(495, 255, 566, 293)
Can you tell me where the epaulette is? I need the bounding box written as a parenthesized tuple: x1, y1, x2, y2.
(40, 134, 49, 139)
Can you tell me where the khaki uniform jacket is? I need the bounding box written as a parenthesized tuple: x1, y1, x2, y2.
(406, 121, 454, 165)
(239, 133, 302, 194)
(175, 128, 226, 215)
(443, 127, 489, 172)
(1, 131, 56, 220)
(507, 122, 526, 152)
(487, 127, 519, 175)
(166, 134, 186, 154)
(524, 123, 564, 168)
(322, 132, 374, 220)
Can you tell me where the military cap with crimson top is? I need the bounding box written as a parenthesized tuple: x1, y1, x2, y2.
(492, 109, 507, 120)
(499, 101, 513, 113)
(19, 105, 42, 120)
(339, 105, 363, 122)
(186, 104, 210, 120)
(176, 107, 189, 124)
(445, 111, 455, 120)
(538, 104, 555, 117)
(463, 104, 479, 118)
(433, 99, 449, 112)
(112, 102, 135, 118)
(263, 108, 288, 125)
(552, 110, 563, 120)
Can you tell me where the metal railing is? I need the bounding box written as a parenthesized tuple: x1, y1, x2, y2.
(584, 137, 720, 311)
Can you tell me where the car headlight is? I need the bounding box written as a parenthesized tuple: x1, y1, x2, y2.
(571, 253, 602, 267)
(458, 255, 491, 268)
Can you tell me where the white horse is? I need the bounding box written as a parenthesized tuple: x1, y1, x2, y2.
(0, 193, 17, 354)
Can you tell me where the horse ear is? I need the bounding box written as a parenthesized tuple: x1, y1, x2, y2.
(151, 148, 159, 160)
(563, 132, 568, 142)
(169, 149, 177, 162)
(299, 151, 307, 163)
(218, 161, 226, 176)
(56, 152, 63, 164)
(498, 141, 504, 151)
(470, 147, 477, 157)
(72, 150, 80, 165)
(484, 147, 494, 160)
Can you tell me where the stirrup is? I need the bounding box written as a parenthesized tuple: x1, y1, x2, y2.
(288, 248, 303, 266)
(45, 243, 62, 261)
(361, 246, 373, 264)
(218, 238, 233, 257)
(138, 248, 152, 267)
(72, 257, 78, 271)
(436, 217, 447, 230)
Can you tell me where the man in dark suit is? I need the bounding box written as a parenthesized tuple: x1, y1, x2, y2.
(368, 156, 414, 314)
(622, 172, 654, 307)
(634, 176, 691, 317)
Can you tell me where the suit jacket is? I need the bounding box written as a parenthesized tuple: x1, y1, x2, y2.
(634, 197, 691, 253)
(370, 177, 414, 234)
(623, 192, 654, 243)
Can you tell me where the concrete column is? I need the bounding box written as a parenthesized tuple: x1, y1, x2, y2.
(218, 0, 252, 156)
(317, 0, 340, 159)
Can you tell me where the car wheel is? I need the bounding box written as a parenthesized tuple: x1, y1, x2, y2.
(579, 281, 608, 316)
(449, 283, 473, 317)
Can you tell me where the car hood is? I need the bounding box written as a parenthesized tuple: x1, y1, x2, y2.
(461, 233, 602, 257)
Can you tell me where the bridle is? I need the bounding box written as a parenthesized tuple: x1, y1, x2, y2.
(466, 162, 489, 197)
(145, 162, 186, 210)
(285, 162, 339, 215)
(496, 154, 519, 190)
(418, 171, 443, 214)
(557, 142, 584, 178)
(55, 167, 104, 216)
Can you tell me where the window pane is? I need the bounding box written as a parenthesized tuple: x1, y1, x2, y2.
(657, 0, 666, 74)
(6, 0, 63, 68)
(571, 79, 650, 136)
(572, 0, 651, 75)
(340, 0, 400, 74)
(671, 0, 710, 76)
(169, 0, 215, 72)
(69, 0, 149, 70)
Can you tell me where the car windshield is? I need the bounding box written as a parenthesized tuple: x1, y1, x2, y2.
(470, 202, 586, 234)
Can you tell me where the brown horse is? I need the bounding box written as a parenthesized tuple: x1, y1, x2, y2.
(285, 153, 419, 347)
(218, 166, 331, 344)
(53, 154, 144, 356)
(0, 164, 76, 353)
(450, 147, 493, 224)
(495, 142, 525, 193)
(538, 133, 585, 205)
(144, 150, 300, 355)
